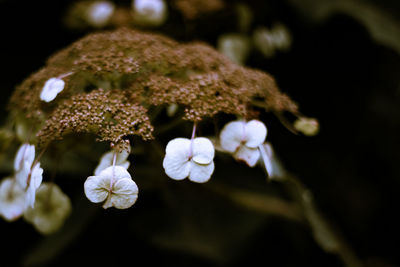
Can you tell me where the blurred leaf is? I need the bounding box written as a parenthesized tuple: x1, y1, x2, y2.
(287, 0, 400, 54)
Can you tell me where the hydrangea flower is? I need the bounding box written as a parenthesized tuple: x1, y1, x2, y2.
(0, 178, 26, 221)
(13, 143, 43, 208)
(84, 166, 138, 209)
(163, 137, 215, 183)
(86, 1, 115, 28)
(24, 183, 72, 235)
(132, 0, 167, 27)
(220, 120, 267, 167)
(40, 78, 65, 102)
(94, 147, 130, 175)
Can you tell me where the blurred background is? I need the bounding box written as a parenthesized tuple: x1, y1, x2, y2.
(0, 0, 399, 266)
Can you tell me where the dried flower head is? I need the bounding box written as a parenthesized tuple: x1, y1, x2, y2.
(24, 183, 72, 235)
(10, 28, 297, 149)
(163, 137, 215, 183)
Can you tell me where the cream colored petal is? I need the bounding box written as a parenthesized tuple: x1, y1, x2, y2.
(244, 120, 267, 148)
(0, 178, 25, 221)
(14, 144, 35, 171)
(165, 138, 191, 156)
(98, 166, 132, 181)
(163, 154, 191, 180)
(84, 176, 109, 203)
(220, 120, 245, 153)
(234, 145, 260, 167)
(24, 183, 72, 235)
(191, 137, 215, 165)
(189, 161, 215, 183)
(109, 178, 139, 209)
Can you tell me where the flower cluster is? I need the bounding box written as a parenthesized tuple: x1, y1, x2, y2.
(0, 144, 71, 234)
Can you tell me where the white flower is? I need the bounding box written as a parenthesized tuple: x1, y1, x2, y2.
(94, 147, 130, 176)
(24, 163, 44, 209)
(24, 183, 72, 235)
(132, 0, 167, 27)
(0, 178, 26, 222)
(40, 78, 65, 102)
(84, 166, 138, 209)
(163, 137, 215, 183)
(14, 143, 35, 172)
(86, 1, 115, 27)
(220, 120, 267, 167)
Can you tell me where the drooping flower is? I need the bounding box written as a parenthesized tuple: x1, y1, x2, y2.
(163, 137, 215, 183)
(86, 1, 115, 28)
(94, 147, 131, 175)
(13, 143, 43, 208)
(220, 120, 267, 167)
(0, 178, 26, 222)
(84, 166, 138, 209)
(132, 0, 167, 27)
(40, 78, 65, 102)
(24, 183, 72, 235)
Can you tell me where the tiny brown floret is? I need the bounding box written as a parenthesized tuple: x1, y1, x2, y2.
(9, 28, 297, 147)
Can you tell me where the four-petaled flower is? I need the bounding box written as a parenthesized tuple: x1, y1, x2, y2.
(163, 137, 215, 183)
(24, 183, 72, 235)
(84, 166, 138, 209)
(220, 120, 267, 167)
(94, 147, 130, 176)
(0, 178, 26, 221)
(40, 77, 65, 102)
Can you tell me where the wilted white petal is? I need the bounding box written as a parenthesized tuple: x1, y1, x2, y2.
(132, 0, 167, 26)
(189, 161, 215, 183)
(14, 144, 35, 172)
(220, 121, 245, 152)
(244, 120, 267, 148)
(24, 183, 72, 235)
(234, 145, 260, 167)
(86, 1, 115, 27)
(192, 137, 215, 165)
(294, 117, 319, 136)
(107, 178, 138, 209)
(84, 175, 109, 203)
(94, 148, 131, 175)
(0, 178, 25, 221)
(40, 78, 65, 102)
(24, 163, 44, 208)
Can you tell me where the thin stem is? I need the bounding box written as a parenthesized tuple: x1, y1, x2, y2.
(57, 71, 74, 79)
(110, 151, 117, 190)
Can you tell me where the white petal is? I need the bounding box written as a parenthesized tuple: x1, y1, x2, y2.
(0, 178, 26, 221)
(163, 154, 191, 180)
(133, 0, 167, 26)
(244, 120, 267, 148)
(25, 185, 36, 209)
(163, 138, 191, 180)
(191, 137, 215, 164)
(14, 144, 35, 171)
(40, 78, 65, 102)
(31, 163, 43, 190)
(189, 161, 215, 183)
(15, 161, 31, 190)
(94, 148, 131, 175)
(98, 166, 132, 181)
(220, 121, 245, 153)
(234, 145, 260, 167)
(84, 176, 109, 203)
(109, 178, 138, 209)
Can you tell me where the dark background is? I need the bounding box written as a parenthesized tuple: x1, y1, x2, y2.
(0, 0, 399, 266)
